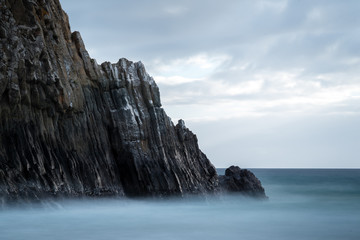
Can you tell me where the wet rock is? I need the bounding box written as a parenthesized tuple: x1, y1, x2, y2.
(219, 166, 267, 198)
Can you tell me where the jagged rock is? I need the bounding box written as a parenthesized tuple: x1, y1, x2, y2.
(0, 0, 218, 202)
(219, 166, 267, 198)
(0, 0, 267, 203)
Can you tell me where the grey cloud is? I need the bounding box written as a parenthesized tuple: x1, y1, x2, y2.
(61, 0, 360, 81)
(61, 0, 360, 60)
(60, 0, 360, 167)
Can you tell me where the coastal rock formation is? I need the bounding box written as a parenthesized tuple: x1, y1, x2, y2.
(0, 0, 218, 202)
(219, 166, 267, 198)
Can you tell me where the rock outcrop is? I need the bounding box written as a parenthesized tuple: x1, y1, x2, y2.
(0, 0, 218, 202)
(219, 166, 267, 198)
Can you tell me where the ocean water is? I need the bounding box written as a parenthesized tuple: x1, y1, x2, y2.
(1, 169, 359, 240)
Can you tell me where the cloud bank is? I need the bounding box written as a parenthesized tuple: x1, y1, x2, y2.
(61, 0, 360, 167)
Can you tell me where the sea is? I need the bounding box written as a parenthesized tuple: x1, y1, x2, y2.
(0, 169, 359, 240)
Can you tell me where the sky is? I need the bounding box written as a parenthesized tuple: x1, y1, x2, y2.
(60, 0, 360, 168)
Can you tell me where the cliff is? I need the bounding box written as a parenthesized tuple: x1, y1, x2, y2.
(0, 0, 218, 202)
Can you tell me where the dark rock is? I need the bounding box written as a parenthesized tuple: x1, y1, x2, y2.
(0, 27, 6, 38)
(8, 82, 21, 105)
(219, 166, 267, 198)
(0, 0, 219, 202)
(0, 73, 8, 100)
(0, 0, 267, 203)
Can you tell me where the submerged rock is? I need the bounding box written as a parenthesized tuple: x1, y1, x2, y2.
(219, 166, 267, 198)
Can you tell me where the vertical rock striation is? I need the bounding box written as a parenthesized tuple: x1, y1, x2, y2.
(0, 0, 218, 202)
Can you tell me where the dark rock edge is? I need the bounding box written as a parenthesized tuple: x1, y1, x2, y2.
(0, 0, 266, 204)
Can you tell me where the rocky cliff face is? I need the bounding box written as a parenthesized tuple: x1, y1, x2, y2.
(0, 0, 218, 202)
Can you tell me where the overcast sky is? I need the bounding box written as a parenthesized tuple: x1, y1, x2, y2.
(61, 0, 360, 168)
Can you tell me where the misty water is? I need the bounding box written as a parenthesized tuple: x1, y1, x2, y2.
(1, 169, 360, 240)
